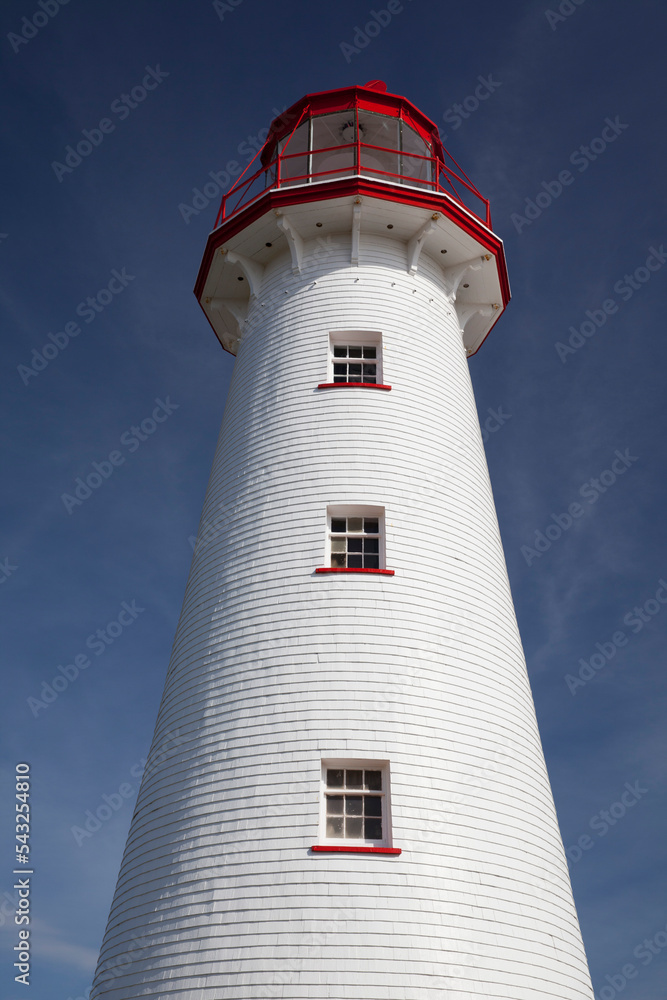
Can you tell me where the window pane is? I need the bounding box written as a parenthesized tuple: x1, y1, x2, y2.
(327, 816, 344, 837)
(364, 818, 383, 840)
(365, 770, 382, 791)
(348, 537, 363, 553)
(361, 145, 400, 181)
(401, 120, 430, 156)
(327, 770, 344, 788)
(346, 816, 363, 838)
(359, 113, 399, 151)
(333, 376, 347, 383)
(348, 346, 362, 358)
(333, 363, 347, 376)
(331, 519, 346, 533)
(348, 554, 363, 568)
(346, 795, 363, 815)
(362, 364, 376, 379)
(311, 112, 356, 182)
(278, 121, 309, 185)
(331, 538, 346, 553)
(364, 796, 382, 817)
(346, 770, 363, 788)
(359, 114, 400, 182)
(348, 364, 362, 377)
(312, 112, 357, 148)
(333, 346, 347, 357)
(400, 121, 432, 186)
(331, 553, 346, 568)
(326, 795, 344, 814)
(363, 519, 379, 534)
(348, 518, 363, 532)
(364, 554, 379, 569)
(364, 538, 379, 554)
(363, 346, 377, 359)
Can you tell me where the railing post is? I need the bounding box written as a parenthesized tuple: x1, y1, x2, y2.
(355, 100, 361, 177)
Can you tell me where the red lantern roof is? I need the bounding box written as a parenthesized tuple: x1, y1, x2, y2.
(261, 81, 446, 167)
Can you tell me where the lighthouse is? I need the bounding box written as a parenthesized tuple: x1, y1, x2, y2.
(91, 82, 594, 999)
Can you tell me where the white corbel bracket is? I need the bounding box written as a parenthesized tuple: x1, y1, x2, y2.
(223, 250, 265, 297)
(275, 214, 304, 274)
(221, 299, 248, 327)
(206, 297, 245, 354)
(441, 256, 485, 300)
(351, 198, 362, 266)
(456, 302, 497, 331)
(406, 215, 439, 275)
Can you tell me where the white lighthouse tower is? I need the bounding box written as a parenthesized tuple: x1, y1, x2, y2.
(91, 82, 594, 999)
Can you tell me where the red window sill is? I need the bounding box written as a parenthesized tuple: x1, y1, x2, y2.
(317, 382, 392, 391)
(315, 567, 395, 576)
(311, 845, 402, 855)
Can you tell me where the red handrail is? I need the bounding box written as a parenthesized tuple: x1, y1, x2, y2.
(215, 139, 490, 228)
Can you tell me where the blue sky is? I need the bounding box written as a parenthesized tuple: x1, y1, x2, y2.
(1, 0, 666, 997)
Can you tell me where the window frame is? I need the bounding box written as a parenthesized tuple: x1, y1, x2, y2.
(330, 514, 380, 570)
(322, 504, 390, 574)
(318, 759, 393, 849)
(329, 331, 382, 385)
(317, 331, 391, 391)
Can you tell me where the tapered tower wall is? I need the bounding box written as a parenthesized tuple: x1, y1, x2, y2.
(91, 234, 593, 999)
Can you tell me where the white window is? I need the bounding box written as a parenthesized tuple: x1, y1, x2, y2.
(320, 760, 391, 845)
(327, 505, 385, 570)
(329, 331, 383, 385)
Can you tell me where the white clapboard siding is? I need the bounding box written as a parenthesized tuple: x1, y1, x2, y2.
(91, 233, 593, 1000)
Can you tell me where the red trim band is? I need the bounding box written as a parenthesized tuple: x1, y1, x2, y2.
(315, 568, 395, 576)
(317, 382, 392, 391)
(195, 177, 507, 302)
(311, 845, 402, 855)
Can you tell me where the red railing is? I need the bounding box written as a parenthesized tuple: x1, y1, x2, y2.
(214, 139, 491, 229)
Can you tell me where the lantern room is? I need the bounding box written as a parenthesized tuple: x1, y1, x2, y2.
(217, 81, 492, 225)
(196, 82, 510, 358)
